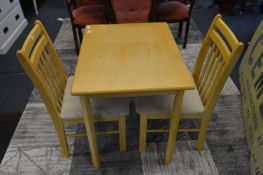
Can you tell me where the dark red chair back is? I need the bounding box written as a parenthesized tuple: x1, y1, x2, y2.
(110, 0, 153, 23)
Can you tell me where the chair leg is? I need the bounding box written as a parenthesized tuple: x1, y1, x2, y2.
(119, 117, 126, 152)
(80, 97, 101, 168)
(178, 22, 183, 38)
(77, 27, 83, 43)
(72, 25, 79, 55)
(183, 20, 190, 49)
(164, 91, 184, 165)
(54, 123, 69, 158)
(139, 114, 148, 153)
(164, 116, 180, 165)
(196, 116, 210, 152)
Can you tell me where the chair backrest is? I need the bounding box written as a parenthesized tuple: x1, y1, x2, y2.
(109, 0, 153, 23)
(159, 0, 195, 16)
(16, 20, 67, 121)
(192, 14, 244, 114)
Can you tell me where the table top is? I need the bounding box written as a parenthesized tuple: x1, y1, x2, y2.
(72, 23, 195, 97)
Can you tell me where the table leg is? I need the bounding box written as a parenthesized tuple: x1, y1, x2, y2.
(80, 96, 101, 168)
(164, 91, 184, 165)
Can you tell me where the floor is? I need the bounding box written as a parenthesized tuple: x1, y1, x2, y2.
(0, 0, 261, 164)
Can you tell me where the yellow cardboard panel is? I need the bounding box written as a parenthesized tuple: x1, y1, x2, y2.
(239, 20, 263, 175)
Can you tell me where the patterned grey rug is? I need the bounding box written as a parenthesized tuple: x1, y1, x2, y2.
(0, 19, 249, 175)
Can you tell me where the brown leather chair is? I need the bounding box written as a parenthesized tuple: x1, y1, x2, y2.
(64, 0, 108, 54)
(157, 0, 195, 49)
(108, 0, 154, 23)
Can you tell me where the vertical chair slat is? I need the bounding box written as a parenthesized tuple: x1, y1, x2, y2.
(37, 58, 62, 112)
(202, 54, 223, 104)
(41, 50, 64, 105)
(46, 43, 67, 91)
(203, 56, 225, 104)
(41, 53, 63, 109)
(45, 46, 66, 94)
(42, 49, 64, 100)
(197, 42, 216, 88)
(199, 47, 219, 99)
(201, 51, 221, 99)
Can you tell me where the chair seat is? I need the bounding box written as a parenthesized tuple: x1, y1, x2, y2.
(135, 88, 204, 116)
(157, 1, 190, 21)
(60, 76, 129, 121)
(72, 5, 107, 25)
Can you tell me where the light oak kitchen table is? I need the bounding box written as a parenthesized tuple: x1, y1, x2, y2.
(72, 22, 195, 168)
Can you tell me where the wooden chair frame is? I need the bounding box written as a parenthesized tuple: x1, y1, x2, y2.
(139, 15, 244, 164)
(16, 20, 126, 160)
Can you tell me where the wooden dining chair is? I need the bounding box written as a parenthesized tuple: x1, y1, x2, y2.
(156, 0, 195, 49)
(107, 0, 154, 23)
(136, 15, 244, 164)
(16, 20, 128, 159)
(64, 0, 108, 54)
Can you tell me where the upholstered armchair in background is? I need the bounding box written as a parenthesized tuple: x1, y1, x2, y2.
(108, 0, 154, 23)
(156, 0, 195, 49)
